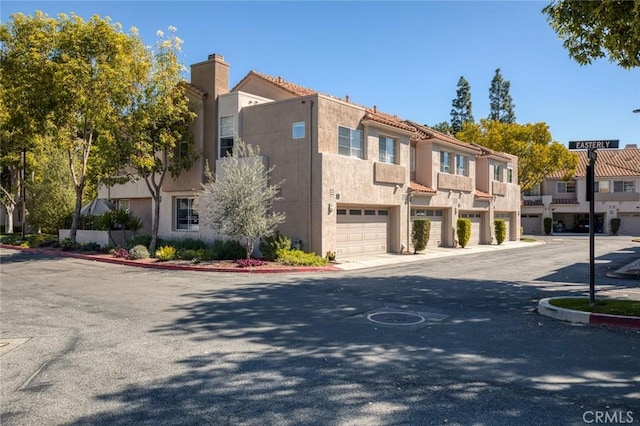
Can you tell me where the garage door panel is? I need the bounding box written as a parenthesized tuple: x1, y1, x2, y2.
(337, 207, 389, 256)
(618, 214, 640, 235)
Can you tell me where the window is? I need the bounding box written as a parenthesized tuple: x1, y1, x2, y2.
(557, 181, 576, 193)
(117, 199, 130, 212)
(523, 184, 540, 196)
(456, 154, 466, 176)
(614, 181, 635, 193)
(493, 164, 502, 181)
(595, 181, 610, 193)
(377, 210, 389, 216)
(440, 151, 451, 173)
(338, 126, 363, 159)
(175, 197, 199, 231)
(349, 209, 362, 215)
(378, 136, 396, 164)
(337, 209, 347, 215)
(220, 115, 234, 157)
(292, 122, 305, 139)
(507, 168, 513, 183)
(410, 146, 416, 172)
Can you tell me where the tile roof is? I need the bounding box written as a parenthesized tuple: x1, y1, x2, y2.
(547, 146, 640, 178)
(409, 181, 437, 194)
(405, 120, 482, 153)
(180, 81, 207, 98)
(475, 189, 493, 199)
(522, 199, 543, 206)
(552, 198, 579, 205)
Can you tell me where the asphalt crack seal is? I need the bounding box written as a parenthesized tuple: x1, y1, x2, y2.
(367, 312, 426, 326)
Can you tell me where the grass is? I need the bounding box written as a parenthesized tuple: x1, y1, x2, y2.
(550, 298, 640, 317)
(520, 237, 537, 242)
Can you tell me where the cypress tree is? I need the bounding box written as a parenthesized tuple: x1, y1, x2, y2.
(450, 76, 474, 133)
(488, 68, 516, 123)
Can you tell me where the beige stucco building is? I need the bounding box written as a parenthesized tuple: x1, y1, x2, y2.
(99, 53, 522, 256)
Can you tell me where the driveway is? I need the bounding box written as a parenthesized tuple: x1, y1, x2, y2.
(1, 235, 639, 425)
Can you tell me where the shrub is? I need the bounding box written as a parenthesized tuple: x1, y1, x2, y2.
(276, 248, 328, 266)
(411, 219, 431, 253)
(494, 219, 507, 245)
(457, 218, 472, 248)
(259, 231, 291, 261)
(236, 258, 267, 268)
(155, 245, 176, 261)
(610, 218, 621, 235)
(210, 239, 245, 260)
(544, 217, 553, 235)
(113, 248, 130, 259)
(325, 251, 336, 261)
(60, 238, 80, 251)
(175, 238, 209, 251)
(129, 245, 150, 260)
(125, 235, 152, 250)
(79, 242, 101, 252)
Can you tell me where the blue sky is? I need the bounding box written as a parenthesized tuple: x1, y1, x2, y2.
(3, 1, 639, 148)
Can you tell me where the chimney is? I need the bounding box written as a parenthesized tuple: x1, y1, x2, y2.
(345, 95, 350, 103)
(373, 105, 377, 113)
(624, 144, 638, 149)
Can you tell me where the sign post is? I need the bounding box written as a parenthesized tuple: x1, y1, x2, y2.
(568, 140, 618, 307)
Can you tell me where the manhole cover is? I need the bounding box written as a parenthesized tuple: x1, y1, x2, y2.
(367, 312, 426, 326)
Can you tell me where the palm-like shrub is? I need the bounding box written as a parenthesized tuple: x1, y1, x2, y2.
(457, 218, 472, 248)
(411, 219, 431, 253)
(494, 219, 507, 245)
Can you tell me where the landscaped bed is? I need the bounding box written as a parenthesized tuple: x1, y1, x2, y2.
(549, 298, 640, 317)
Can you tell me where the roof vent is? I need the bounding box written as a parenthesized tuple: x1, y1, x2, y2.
(624, 144, 638, 149)
(373, 105, 377, 113)
(277, 76, 283, 83)
(208, 53, 224, 61)
(345, 95, 350, 103)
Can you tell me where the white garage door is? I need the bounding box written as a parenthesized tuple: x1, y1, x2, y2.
(336, 207, 389, 256)
(618, 213, 640, 236)
(459, 212, 482, 245)
(521, 214, 541, 235)
(412, 209, 444, 247)
(495, 212, 512, 240)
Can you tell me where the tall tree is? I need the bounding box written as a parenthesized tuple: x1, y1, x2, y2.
(450, 76, 474, 134)
(0, 12, 149, 242)
(125, 27, 197, 254)
(543, 0, 640, 69)
(200, 140, 285, 259)
(429, 121, 453, 134)
(488, 68, 516, 124)
(457, 119, 577, 191)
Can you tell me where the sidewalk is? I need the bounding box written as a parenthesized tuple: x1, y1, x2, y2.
(333, 240, 543, 271)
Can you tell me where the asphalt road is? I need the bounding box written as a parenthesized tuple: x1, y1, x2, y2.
(1, 235, 639, 425)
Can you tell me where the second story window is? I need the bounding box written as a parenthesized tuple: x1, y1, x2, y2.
(523, 184, 540, 196)
(493, 164, 502, 181)
(220, 115, 234, 157)
(507, 168, 513, 183)
(595, 180, 610, 193)
(293, 122, 305, 139)
(338, 126, 363, 159)
(410, 146, 416, 172)
(557, 181, 576, 193)
(378, 136, 396, 164)
(613, 180, 635, 193)
(456, 154, 467, 176)
(440, 151, 451, 173)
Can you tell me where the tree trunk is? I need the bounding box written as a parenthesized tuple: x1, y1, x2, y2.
(69, 185, 84, 243)
(4, 204, 15, 234)
(149, 192, 161, 255)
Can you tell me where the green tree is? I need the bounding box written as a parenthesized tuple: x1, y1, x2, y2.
(450, 76, 474, 133)
(543, 0, 640, 69)
(0, 12, 149, 242)
(457, 119, 578, 191)
(488, 68, 516, 124)
(125, 27, 196, 254)
(200, 140, 286, 259)
(411, 218, 431, 253)
(429, 121, 453, 134)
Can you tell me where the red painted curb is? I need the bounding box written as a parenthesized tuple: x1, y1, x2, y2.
(589, 313, 640, 329)
(0, 244, 340, 274)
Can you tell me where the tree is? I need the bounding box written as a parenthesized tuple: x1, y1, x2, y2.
(125, 27, 196, 254)
(457, 119, 578, 191)
(200, 140, 285, 259)
(488, 68, 516, 124)
(450, 76, 474, 133)
(543, 0, 640, 69)
(429, 121, 453, 134)
(411, 218, 431, 253)
(0, 12, 149, 242)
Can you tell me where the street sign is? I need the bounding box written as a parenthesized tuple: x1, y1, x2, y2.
(568, 140, 619, 150)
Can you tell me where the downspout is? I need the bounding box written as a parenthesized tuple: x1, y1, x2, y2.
(308, 100, 314, 252)
(406, 189, 412, 252)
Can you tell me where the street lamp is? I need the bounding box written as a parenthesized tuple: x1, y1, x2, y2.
(634, 109, 640, 113)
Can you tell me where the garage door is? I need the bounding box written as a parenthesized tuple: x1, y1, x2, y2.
(521, 214, 541, 235)
(618, 213, 640, 236)
(459, 212, 482, 245)
(412, 209, 444, 247)
(495, 212, 512, 240)
(336, 207, 389, 256)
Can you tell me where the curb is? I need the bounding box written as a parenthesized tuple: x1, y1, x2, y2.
(538, 297, 640, 329)
(0, 244, 340, 274)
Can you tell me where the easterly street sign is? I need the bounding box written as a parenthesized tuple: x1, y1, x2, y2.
(568, 140, 619, 150)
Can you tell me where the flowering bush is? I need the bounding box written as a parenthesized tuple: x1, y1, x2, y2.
(113, 248, 130, 260)
(235, 258, 266, 268)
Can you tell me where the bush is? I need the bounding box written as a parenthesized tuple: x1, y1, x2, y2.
(124, 235, 152, 250)
(494, 219, 507, 245)
(155, 245, 176, 261)
(60, 238, 80, 251)
(411, 219, 431, 253)
(210, 239, 245, 260)
(610, 218, 621, 235)
(276, 248, 328, 266)
(457, 218, 471, 248)
(113, 248, 130, 259)
(544, 217, 553, 235)
(259, 231, 291, 261)
(79, 242, 101, 252)
(175, 238, 209, 251)
(129, 244, 150, 260)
